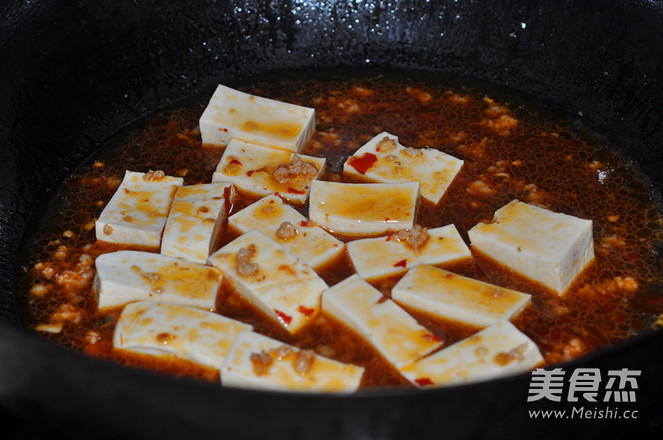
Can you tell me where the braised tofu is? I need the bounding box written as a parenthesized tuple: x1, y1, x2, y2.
(392, 265, 531, 327)
(309, 181, 420, 237)
(95, 171, 183, 248)
(207, 230, 327, 333)
(321, 275, 443, 369)
(401, 320, 543, 387)
(94, 250, 223, 310)
(114, 301, 252, 369)
(212, 139, 325, 204)
(468, 200, 595, 294)
(343, 132, 463, 205)
(347, 224, 471, 281)
(228, 194, 345, 270)
(199, 84, 315, 151)
(221, 331, 364, 393)
(161, 183, 236, 264)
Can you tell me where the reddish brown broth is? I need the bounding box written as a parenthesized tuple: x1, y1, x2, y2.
(20, 72, 663, 389)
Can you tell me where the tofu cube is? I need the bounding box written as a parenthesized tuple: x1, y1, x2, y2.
(309, 181, 420, 237)
(400, 320, 543, 387)
(161, 183, 236, 264)
(221, 331, 364, 393)
(346, 224, 471, 281)
(343, 132, 463, 205)
(94, 250, 223, 310)
(468, 200, 595, 294)
(114, 301, 252, 369)
(392, 265, 531, 327)
(207, 230, 328, 333)
(212, 139, 325, 205)
(228, 194, 345, 270)
(95, 171, 183, 248)
(199, 84, 315, 151)
(321, 275, 443, 370)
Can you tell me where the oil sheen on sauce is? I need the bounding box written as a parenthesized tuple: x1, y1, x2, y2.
(19, 70, 663, 389)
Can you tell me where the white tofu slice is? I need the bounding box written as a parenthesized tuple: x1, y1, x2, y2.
(199, 84, 315, 152)
(95, 171, 184, 248)
(221, 331, 364, 393)
(321, 275, 443, 370)
(309, 181, 420, 237)
(468, 200, 595, 295)
(392, 265, 531, 327)
(346, 224, 471, 281)
(207, 230, 328, 333)
(114, 301, 252, 369)
(94, 250, 223, 310)
(400, 320, 543, 387)
(161, 183, 236, 264)
(212, 139, 325, 205)
(343, 132, 463, 205)
(228, 194, 345, 270)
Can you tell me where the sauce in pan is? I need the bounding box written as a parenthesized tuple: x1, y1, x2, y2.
(19, 70, 663, 390)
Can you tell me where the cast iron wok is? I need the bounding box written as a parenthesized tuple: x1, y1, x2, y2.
(1, 1, 662, 439)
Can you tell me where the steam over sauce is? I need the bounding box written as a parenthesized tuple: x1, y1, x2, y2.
(20, 71, 663, 389)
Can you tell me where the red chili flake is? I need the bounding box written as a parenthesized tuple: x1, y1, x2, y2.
(287, 187, 306, 194)
(384, 217, 390, 222)
(394, 259, 408, 268)
(300, 220, 310, 227)
(123, 188, 131, 194)
(223, 128, 229, 132)
(415, 378, 434, 387)
(298, 305, 315, 316)
(247, 170, 254, 177)
(347, 153, 378, 174)
(230, 158, 242, 166)
(274, 309, 292, 325)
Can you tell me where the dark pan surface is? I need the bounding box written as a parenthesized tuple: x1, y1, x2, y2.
(1, 1, 663, 439)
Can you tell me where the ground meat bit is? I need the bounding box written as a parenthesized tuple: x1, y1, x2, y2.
(272, 154, 318, 185)
(405, 86, 432, 104)
(338, 98, 360, 114)
(561, 337, 586, 361)
(54, 245, 69, 260)
(51, 304, 83, 324)
(85, 330, 101, 345)
(395, 224, 430, 250)
(54, 254, 95, 290)
(275, 221, 298, 241)
(403, 147, 424, 158)
(250, 350, 274, 376)
(448, 93, 470, 104)
(103, 224, 113, 235)
(481, 113, 518, 136)
(293, 349, 315, 376)
(30, 283, 49, 297)
(143, 170, 165, 182)
(376, 137, 397, 153)
(352, 86, 374, 98)
(270, 345, 294, 360)
(236, 244, 259, 277)
(466, 179, 496, 199)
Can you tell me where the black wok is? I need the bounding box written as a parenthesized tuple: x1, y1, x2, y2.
(1, 1, 662, 439)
